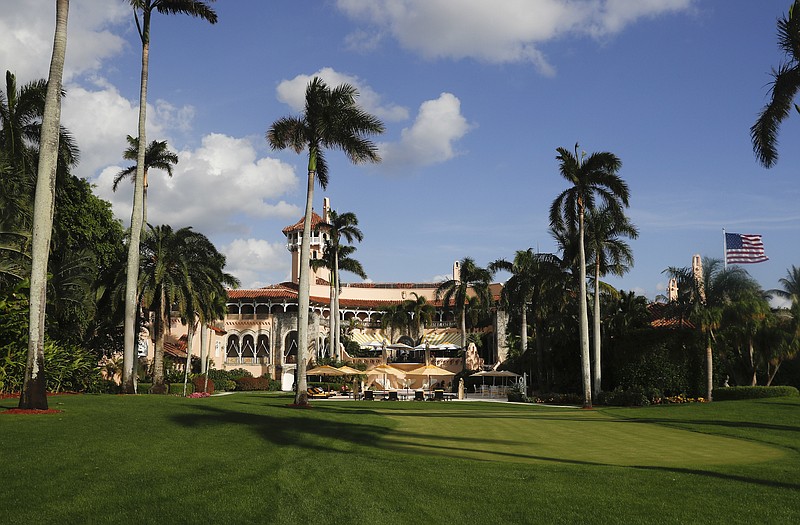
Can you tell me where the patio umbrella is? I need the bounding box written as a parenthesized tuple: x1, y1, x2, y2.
(336, 365, 363, 375)
(366, 364, 405, 390)
(407, 364, 455, 394)
(306, 365, 347, 376)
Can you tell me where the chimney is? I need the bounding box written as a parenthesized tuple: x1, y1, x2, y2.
(323, 197, 331, 223)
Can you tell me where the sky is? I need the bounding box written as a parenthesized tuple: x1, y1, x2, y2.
(2, 0, 799, 301)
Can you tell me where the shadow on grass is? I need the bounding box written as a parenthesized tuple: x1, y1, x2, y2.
(168, 396, 800, 492)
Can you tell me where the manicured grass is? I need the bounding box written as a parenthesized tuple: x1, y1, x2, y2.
(1, 394, 798, 524)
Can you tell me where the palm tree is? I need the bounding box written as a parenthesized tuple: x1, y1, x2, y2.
(267, 77, 384, 405)
(770, 265, 800, 311)
(405, 292, 435, 342)
(751, 1, 800, 168)
(178, 232, 239, 395)
(584, 205, 638, 397)
(380, 302, 409, 344)
(113, 135, 178, 227)
(122, 0, 218, 395)
(19, 0, 69, 410)
(326, 209, 364, 359)
(313, 242, 367, 358)
(664, 258, 755, 401)
(549, 143, 629, 408)
(436, 257, 493, 371)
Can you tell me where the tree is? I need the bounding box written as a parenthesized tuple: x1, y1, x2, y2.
(584, 205, 637, 397)
(313, 242, 367, 358)
(19, 0, 69, 410)
(113, 135, 178, 227)
(122, 0, 218, 394)
(664, 258, 755, 400)
(751, 1, 800, 168)
(549, 143, 629, 408)
(326, 209, 365, 359)
(267, 77, 384, 406)
(436, 257, 493, 371)
(178, 232, 239, 396)
(405, 292, 435, 343)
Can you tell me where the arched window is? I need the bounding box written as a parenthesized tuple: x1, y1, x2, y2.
(226, 335, 241, 364)
(242, 335, 256, 362)
(257, 335, 270, 363)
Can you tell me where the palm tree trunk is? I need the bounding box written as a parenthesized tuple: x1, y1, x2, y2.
(460, 308, 467, 372)
(199, 321, 207, 374)
(334, 254, 341, 361)
(706, 338, 713, 402)
(294, 167, 315, 406)
(578, 207, 592, 408)
(183, 318, 195, 396)
(327, 277, 335, 360)
(122, 13, 151, 394)
(19, 0, 69, 410)
(152, 288, 166, 394)
(520, 302, 528, 355)
(766, 361, 781, 386)
(748, 338, 757, 386)
(592, 260, 602, 398)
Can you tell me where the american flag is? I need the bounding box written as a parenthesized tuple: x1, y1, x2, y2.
(725, 233, 768, 264)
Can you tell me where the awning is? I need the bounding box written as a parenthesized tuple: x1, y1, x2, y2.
(421, 331, 462, 347)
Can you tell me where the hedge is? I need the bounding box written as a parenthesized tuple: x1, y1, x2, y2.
(713, 385, 800, 401)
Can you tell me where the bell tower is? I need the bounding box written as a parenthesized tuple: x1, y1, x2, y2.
(282, 199, 332, 284)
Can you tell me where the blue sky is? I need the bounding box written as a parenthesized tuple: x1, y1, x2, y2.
(3, 1, 798, 300)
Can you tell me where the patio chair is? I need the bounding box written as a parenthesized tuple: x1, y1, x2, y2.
(388, 391, 399, 401)
(414, 390, 425, 401)
(433, 389, 444, 401)
(364, 390, 374, 401)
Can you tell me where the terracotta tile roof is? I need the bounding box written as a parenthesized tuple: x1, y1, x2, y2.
(164, 340, 188, 359)
(281, 211, 329, 234)
(227, 283, 298, 300)
(648, 302, 695, 329)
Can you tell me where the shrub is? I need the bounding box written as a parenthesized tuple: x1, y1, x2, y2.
(138, 383, 152, 394)
(89, 379, 121, 394)
(167, 382, 193, 395)
(507, 384, 529, 403)
(193, 374, 214, 394)
(713, 386, 800, 401)
(532, 392, 584, 405)
(234, 376, 272, 391)
(215, 380, 236, 392)
(597, 388, 651, 407)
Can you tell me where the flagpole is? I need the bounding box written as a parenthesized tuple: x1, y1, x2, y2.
(722, 228, 727, 270)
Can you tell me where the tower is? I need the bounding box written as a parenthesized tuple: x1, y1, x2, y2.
(282, 201, 331, 284)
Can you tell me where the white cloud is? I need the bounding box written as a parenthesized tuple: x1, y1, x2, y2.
(337, 0, 692, 74)
(378, 93, 472, 169)
(223, 238, 291, 288)
(276, 67, 409, 122)
(0, 0, 128, 82)
(93, 133, 301, 235)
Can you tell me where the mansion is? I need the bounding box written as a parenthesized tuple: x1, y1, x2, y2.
(161, 198, 510, 390)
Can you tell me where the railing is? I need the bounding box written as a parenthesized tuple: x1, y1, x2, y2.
(225, 356, 270, 365)
(430, 321, 456, 328)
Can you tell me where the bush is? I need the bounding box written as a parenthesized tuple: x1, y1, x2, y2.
(597, 388, 651, 407)
(713, 386, 800, 401)
(234, 376, 272, 391)
(531, 392, 584, 405)
(89, 379, 121, 394)
(138, 383, 152, 394)
(507, 384, 529, 403)
(167, 382, 193, 395)
(215, 379, 236, 392)
(193, 374, 214, 394)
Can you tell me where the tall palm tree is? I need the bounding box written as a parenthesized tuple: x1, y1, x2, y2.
(113, 135, 178, 227)
(178, 233, 239, 395)
(267, 77, 384, 405)
(751, 1, 800, 168)
(584, 205, 638, 397)
(436, 257, 493, 371)
(490, 250, 538, 357)
(19, 0, 70, 410)
(770, 265, 800, 311)
(380, 302, 409, 344)
(327, 209, 364, 359)
(312, 242, 367, 358)
(122, 0, 218, 395)
(549, 143, 629, 408)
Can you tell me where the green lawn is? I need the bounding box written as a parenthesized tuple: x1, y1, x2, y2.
(2, 394, 798, 524)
